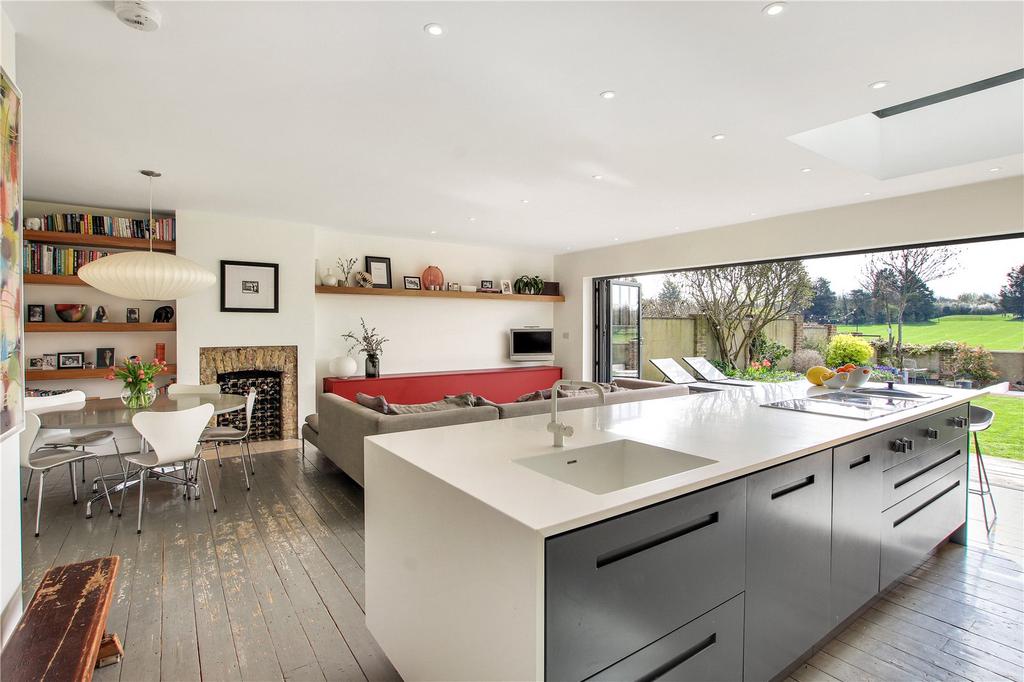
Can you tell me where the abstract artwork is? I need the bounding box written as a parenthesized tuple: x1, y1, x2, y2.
(1, 66, 23, 441)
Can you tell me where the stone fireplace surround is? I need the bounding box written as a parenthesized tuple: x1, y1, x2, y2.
(199, 345, 298, 439)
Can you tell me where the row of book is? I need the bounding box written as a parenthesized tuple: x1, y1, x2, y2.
(23, 243, 110, 276)
(28, 213, 176, 241)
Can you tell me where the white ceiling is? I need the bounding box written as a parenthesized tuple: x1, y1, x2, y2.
(5, 1, 1023, 253)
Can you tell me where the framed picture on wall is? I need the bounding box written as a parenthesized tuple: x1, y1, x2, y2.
(221, 260, 280, 313)
(1, 67, 24, 440)
(365, 256, 392, 289)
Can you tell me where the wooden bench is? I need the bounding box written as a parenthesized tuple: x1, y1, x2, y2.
(1, 556, 124, 682)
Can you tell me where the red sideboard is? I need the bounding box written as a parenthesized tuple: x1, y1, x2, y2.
(323, 366, 563, 404)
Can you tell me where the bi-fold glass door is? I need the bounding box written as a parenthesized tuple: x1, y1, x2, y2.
(594, 279, 642, 382)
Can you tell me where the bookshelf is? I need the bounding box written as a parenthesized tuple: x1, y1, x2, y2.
(24, 274, 87, 286)
(23, 230, 176, 253)
(314, 285, 565, 303)
(25, 322, 176, 333)
(25, 364, 177, 382)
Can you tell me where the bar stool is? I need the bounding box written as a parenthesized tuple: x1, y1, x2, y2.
(968, 405, 997, 533)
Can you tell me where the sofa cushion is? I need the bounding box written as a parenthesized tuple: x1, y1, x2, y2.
(304, 414, 320, 433)
(388, 393, 477, 415)
(443, 392, 478, 408)
(516, 388, 559, 402)
(356, 392, 391, 414)
(474, 395, 501, 409)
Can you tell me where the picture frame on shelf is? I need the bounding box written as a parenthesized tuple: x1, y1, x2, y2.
(403, 276, 421, 290)
(27, 304, 44, 323)
(365, 256, 393, 289)
(57, 352, 85, 369)
(499, 279, 513, 295)
(447, 282, 461, 292)
(221, 260, 279, 313)
(41, 354, 57, 370)
(126, 307, 140, 323)
(480, 280, 493, 290)
(93, 305, 108, 323)
(28, 357, 43, 370)
(96, 347, 115, 368)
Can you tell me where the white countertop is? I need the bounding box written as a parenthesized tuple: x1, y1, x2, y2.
(366, 381, 984, 536)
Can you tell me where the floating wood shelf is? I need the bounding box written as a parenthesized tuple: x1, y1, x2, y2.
(26, 322, 176, 333)
(24, 230, 176, 253)
(25, 364, 177, 382)
(315, 285, 565, 303)
(24, 274, 88, 286)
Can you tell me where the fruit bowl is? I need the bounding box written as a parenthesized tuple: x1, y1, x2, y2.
(844, 367, 872, 388)
(53, 304, 89, 323)
(823, 372, 848, 389)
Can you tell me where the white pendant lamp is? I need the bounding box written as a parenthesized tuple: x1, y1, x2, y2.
(78, 170, 215, 300)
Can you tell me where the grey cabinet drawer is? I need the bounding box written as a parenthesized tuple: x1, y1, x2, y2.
(587, 593, 744, 682)
(831, 442, 882, 627)
(882, 404, 970, 470)
(545, 479, 746, 682)
(745, 450, 833, 682)
(880, 465, 967, 589)
(882, 435, 968, 509)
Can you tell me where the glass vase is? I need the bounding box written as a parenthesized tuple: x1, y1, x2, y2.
(121, 385, 157, 409)
(365, 354, 380, 378)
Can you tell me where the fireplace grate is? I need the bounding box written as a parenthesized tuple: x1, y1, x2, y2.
(216, 369, 283, 441)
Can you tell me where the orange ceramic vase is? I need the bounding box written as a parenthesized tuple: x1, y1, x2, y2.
(422, 265, 444, 290)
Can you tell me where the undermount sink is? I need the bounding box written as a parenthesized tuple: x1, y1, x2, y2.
(849, 387, 944, 400)
(515, 439, 717, 495)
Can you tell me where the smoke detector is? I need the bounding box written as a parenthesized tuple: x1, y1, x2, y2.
(114, 1, 161, 32)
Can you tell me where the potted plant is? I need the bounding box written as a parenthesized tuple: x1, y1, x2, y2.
(513, 274, 544, 295)
(107, 356, 167, 408)
(343, 318, 389, 378)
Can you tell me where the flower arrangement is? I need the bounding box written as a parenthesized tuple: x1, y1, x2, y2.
(337, 257, 358, 285)
(106, 356, 167, 408)
(342, 318, 389, 358)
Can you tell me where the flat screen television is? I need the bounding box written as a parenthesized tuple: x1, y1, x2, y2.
(509, 328, 554, 361)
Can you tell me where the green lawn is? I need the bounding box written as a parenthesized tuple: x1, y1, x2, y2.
(971, 395, 1023, 461)
(836, 314, 1023, 351)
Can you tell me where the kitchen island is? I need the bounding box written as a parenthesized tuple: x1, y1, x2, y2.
(364, 381, 983, 682)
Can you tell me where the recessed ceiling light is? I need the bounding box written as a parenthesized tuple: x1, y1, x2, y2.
(423, 23, 444, 36)
(612, 237, 620, 242)
(750, 212, 758, 217)
(761, 2, 787, 16)
(468, 217, 477, 222)
(711, 133, 726, 141)
(592, 174, 604, 180)
(600, 90, 616, 99)
(429, 230, 437, 235)
(869, 80, 889, 90)
(989, 167, 1002, 172)
(800, 167, 812, 173)
(863, 192, 872, 196)
(521, 199, 530, 204)
(673, 227, 680, 231)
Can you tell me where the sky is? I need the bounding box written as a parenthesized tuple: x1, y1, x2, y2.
(635, 237, 1022, 299)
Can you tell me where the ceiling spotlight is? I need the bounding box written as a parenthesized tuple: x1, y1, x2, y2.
(429, 230, 437, 235)
(869, 80, 889, 90)
(423, 23, 444, 36)
(863, 192, 872, 196)
(612, 237, 620, 242)
(761, 2, 787, 16)
(800, 167, 812, 173)
(989, 167, 1002, 172)
(711, 134, 726, 141)
(592, 174, 604, 180)
(750, 212, 758, 217)
(600, 91, 616, 99)
(673, 227, 680, 231)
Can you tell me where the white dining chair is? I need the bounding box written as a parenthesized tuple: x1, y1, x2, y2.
(200, 389, 257, 490)
(167, 383, 221, 397)
(20, 412, 113, 537)
(123, 403, 216, 533)
(24, 391, 120, 500)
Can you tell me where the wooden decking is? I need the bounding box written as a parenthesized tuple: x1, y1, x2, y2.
(20, 445, 1024, 682)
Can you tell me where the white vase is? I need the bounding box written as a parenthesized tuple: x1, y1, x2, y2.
(329, 356, 359, 377)
(322, 267, 339, 287)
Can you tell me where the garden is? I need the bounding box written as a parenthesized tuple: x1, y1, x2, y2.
(836, 313, 1023, 351)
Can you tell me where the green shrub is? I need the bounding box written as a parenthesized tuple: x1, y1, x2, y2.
(750, 333, 791, 368)
(826, 334, 873, 367)
(950, 343, 998, 386)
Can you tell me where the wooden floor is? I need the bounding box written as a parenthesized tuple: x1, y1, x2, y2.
(19, 446, 1024, 682)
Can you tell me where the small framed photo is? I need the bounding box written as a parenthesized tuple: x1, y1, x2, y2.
(42, 354, 57, 370)
(221, 260, 280, 313)
(57, 352, 85, 369)
(480, 280, 493, 290)
(499, 279, 513, 295)
(447, 282, 461, 292)
(126, 307, 140, 323)
(403, 276, 421, 290)
(28, 357, 44, 369)
(365, 256, 393, 289)
(96, 347, 116, 368)
(27, 304, 44, 323)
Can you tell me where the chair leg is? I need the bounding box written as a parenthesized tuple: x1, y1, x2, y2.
(95, 458, 113, 514)
(241, 443, 251, 491)
(202, 458, 217, 512)
(69, 462, 78, 504)
(192, 457, 201, 500)
(973, 432, 998, 533)
(214, 442, 223, 467)
(301, 438, 306, 462)
(23, 468, 34, 502)
(137, 468, 146, 534)
(34, 470, 46, 537)
(246, 440, 255, 475)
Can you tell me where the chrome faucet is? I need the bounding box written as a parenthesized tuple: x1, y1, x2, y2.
(548, 380, 606, 447)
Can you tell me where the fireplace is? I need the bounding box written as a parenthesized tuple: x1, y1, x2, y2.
(199, 345, 298, 439)
(217, 369, 283, 441)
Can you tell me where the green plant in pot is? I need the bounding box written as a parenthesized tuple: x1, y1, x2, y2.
(513, 275, 544, 295)
(342, 318, 389, 378)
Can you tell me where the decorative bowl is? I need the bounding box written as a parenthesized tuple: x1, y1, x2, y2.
(354, 271, 373, 288)
(822, 372, 848, 389)
(53, 304, 89, 323)
(844, 367, 872, 388)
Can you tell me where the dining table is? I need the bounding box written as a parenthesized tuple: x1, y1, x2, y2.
(38, 393, 247, 516)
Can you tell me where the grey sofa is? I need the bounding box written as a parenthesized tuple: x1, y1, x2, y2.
(307, 378, 693, 486)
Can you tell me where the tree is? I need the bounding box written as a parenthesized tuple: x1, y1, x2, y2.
(860, 246, 958, 367)
(806, 277, 837, 322)
(903, 273, 937, 322)
(999, 264, 1024, 319)
(680, 261, 812, 369)
(641, 275, 688, 318)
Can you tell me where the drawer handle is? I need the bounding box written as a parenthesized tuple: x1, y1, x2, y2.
(770, 475, 815, 500)
(953, 416, 968, 429)
(636, 633, 717, 682)
(596, 512, 719, 569)
(926, 428, 939, 440)
(894, 450, 962, 490)
(849, 454, 871, 470)
(893, 480, 961, 528)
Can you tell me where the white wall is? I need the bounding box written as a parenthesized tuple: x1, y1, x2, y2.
(1, 2, 21, 645)
(553, 177, 1024, 380)
(314, 230, 554, 386)
(175, 210, 317, 432)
